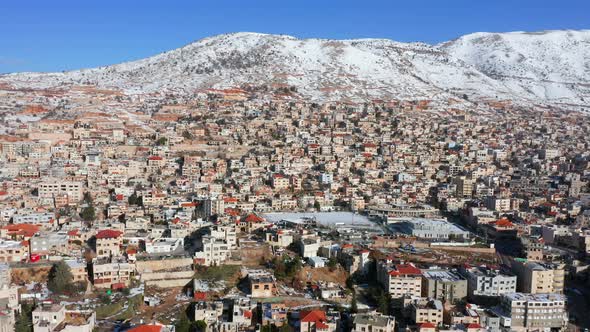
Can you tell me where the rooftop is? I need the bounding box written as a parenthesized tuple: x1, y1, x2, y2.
(504, 292, 565, 302)
(422, 269, 465, 282)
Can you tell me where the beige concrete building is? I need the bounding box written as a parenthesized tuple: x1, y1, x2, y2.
(265, 229, 294, 247)
(194, 301, 224, 327)
(38, 180, 84, 201)
(32, 302, 96, 332)
(0, 240, 27, 262)
(352, 313, 396, 332)
(244, 269, 277, 298)
(0, 283, 19, 332)
(95, 229, 123, 258)
(65, 259, 88, 283)
(496, 293, 567, 331)
(272, 174, 290, 190)
(512, 261, 564, 294)
(193, 235, 230, 266)
(409, 298, 444, 326)
(454, 176, 473, 199)
(421, 269, 467, 304)
(377, 260, 423, 299)
(91, 261, 134, 289)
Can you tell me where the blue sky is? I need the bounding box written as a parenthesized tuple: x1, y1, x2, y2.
(1, 0, 588, 73)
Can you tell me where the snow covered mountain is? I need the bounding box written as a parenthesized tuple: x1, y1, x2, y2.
(440, 30, 590, 107)
(1, 30, 589, 109)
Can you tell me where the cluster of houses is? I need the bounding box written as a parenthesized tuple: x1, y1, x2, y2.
(0, 88, 587, 331)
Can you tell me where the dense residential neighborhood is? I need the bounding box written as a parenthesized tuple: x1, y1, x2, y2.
(0, 82, 588, 332)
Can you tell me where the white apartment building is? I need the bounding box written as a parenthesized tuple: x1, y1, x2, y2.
(145, 238, 184, 254)
(461, 265, 517, 298)
(194, 235, 230, 266)
(12, 211, 55, 225)
(91, 261, 134, 289)
(204, 197, 225, 217)
(209, 225, 237, 250)
(495, 293, 567, 331)
(377, 260, 423, 299)
(38, 180, 84, 201)
(33, 302, 96, 332)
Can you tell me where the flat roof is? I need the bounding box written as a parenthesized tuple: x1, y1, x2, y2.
(504, 292, 565, 302)
(423, 269, 465, 282)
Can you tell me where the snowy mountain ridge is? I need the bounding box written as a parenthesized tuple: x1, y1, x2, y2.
(2, 30, 589, 110)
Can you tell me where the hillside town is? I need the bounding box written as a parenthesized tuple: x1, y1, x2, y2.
(0, 85, 589, 332)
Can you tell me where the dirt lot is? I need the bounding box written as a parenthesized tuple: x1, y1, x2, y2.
(138, 287, 191, 324)
(95, 287, 191, 330)
(231, 243, 272, 266)
(296, 266, 348, 285)
(12, 265, 52, 284)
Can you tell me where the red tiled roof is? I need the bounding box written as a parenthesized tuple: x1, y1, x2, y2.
(300, 310, 326, 323)
(389, 264, 422, 276)
(3, 224, 40, 237)
(467, 323, 482, 329)
(96, 229, 123, 239)
(494, 218, 514, 227)
(244, 213, 264, 223)
(127, 325, 163, 332)
(111, 282, 126, 290)
(148, 156, 163, 161)
(194, 292, 207, 300)
(225, 208, 240, 216)
(419, 322, 436, 328)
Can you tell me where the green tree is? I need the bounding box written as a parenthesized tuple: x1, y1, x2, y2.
(182, 130, 194, 140)
(350, 292, 358, 313)
(194, 320, 207, 332)
(279, 323, 292, 332)
(47, 260, 74, 294)
(15, 302, 34, 332)
(156, 137, 167, 146)
(272, 255, 302, 281)
(175, 309, 191, 332)
(285, 256, 302, 278)
(377, 292, 391, 315)
(83, 192, 93, 204)
(128, 193, 143, 206)
(327, 257, 338, 272)
(313, 201, 321, 211)
(80, 205, 96, 222)
(345, 276, 354, 290)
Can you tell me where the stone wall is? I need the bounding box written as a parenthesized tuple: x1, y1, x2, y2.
(140, 270, 194, 281)
(144, 278, 193, 288)
(135, 258, 193, 273)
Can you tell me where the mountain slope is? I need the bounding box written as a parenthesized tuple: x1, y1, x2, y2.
(1, 31, 589, 109)
(439, 30, 590, 106)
